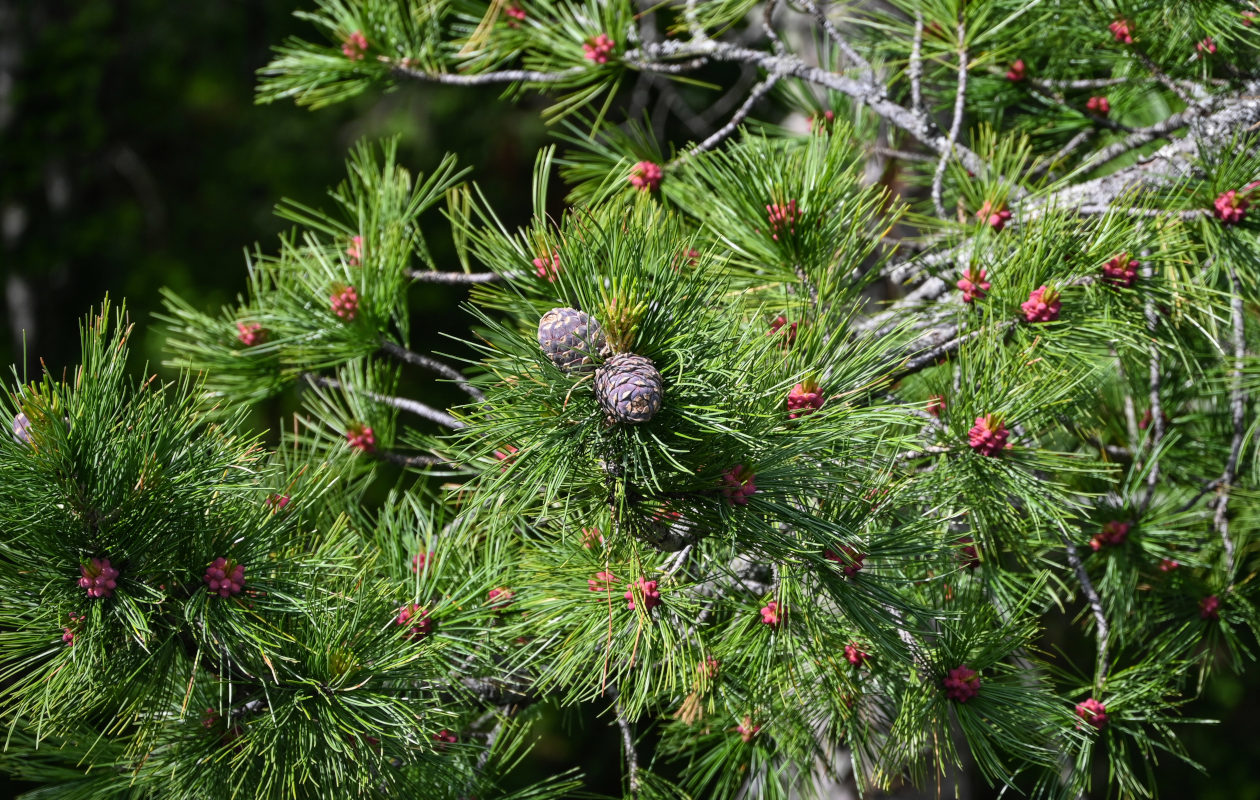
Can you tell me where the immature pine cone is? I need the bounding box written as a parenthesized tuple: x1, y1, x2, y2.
(595, 353, 664, 424)
(537, 307, 609, 374)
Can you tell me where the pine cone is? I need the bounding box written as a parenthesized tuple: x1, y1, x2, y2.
(537, 307, 609, 374)
(595, 353, 664, 424)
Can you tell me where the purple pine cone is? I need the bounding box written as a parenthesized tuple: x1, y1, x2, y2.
(12, 412, 31, 444)
(595, 353, 664, 424)
(538, 307, 609, 374)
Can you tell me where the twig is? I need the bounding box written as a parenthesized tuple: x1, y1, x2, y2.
(304, 373, 465, 430)
(1178, 477, 1224, 513)
(377, 450, 447, 468)
(1213, 267, 1245, 575)
(1032, 129, 1095, 177)
(909, 13, 925, 117)
(763, 0, 785, 55)
(379, 339, 486, 402)
(407, 269, 518, 284)
(1058, 525, 1110, 684)
(392, 63, 583, 86)
(870, 145, 934, 163)
(1086, 98, 1224, 168)
(1138, 267, 1166, 516)
(932, 15, 967, 219)
(680, 73, 781, 159)
(1074, 206, 1206, 220)
(613, 696, 642, 798)
(799, 0, 875, 84)
(1033, 77, 1128, 90)
(884, 322, 1015, 385)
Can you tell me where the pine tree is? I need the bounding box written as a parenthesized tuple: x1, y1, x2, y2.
(4, 1, 1260, 798)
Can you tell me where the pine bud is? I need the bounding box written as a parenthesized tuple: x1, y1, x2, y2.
(976, 201, 1012, 230)
(595, 353, 664, 424)
(1196, 36, 1216, 54)
(582, 33, 615, 64)
(721, 464, 757, 506)
(1021, 285, 1061, 321)
(396, 603, 433, 638)
(1090, 520, 1130, 551)
(787, 380, 824, 419)
(765, 200, 800, 240)
(768, 315, 798, 347)
(956, 267, 991, 303)
(204, 557, 245, 598)
(737, 716, 760, 742)
(968, 414, 1010, 456)
(1214, 185, 1256, 225)
(346, 423, 376, 452)
(760, 601, 781, 627)
(342, 31, 368, 60)
(588, 571, 617, 592)
(1101, 253, 1139, 287)
(1085, 96, 1110, 116)
(825, 545, 865, 578)
(330, 285, 360, 321)
(943, 664, 980, 702)
(79, 557, 119, 599)
(625, 577, 662, 611)
(844, 643, 869, 666)
(533, 251, 560, 282)
(236, 322, 266, 346)
(487, 586, 514, 611)
(537, 307, 609, 374)
(1075, 698, 1109, 729)
(1109, 19, 1133, 44)
(1199, 595, 1220, 620)
(1005, 59, 1026, 81)
(628, 161, 663, 192)
(345, 235, 363, 266)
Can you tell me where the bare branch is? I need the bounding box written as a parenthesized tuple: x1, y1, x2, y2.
(799, 0, 875, 83)
(1085, 97, 1225, 168)
(680, 72, 781, 159)
(932, 16, 967, 219)
(407, 269, 517, 284)
(380, 339, 486, 402)
(1139, 262, 1166, 516)
(1213, 267, 1245, 575)
(304, 373, 466, 430)
(763, 0, 785, 55)
(1059, 525, 1110, 684)
(910, 13, 925, 117)
(613, 697, 642, 798)
(392, 63, 583, 86)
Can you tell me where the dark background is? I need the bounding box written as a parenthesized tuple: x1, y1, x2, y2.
(1, 2, 1257, 797)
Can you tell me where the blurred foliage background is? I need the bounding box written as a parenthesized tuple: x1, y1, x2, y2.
(0, 1, 1257, 797)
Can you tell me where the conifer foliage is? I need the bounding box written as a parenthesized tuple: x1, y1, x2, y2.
(6, 1, 1260, 798)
